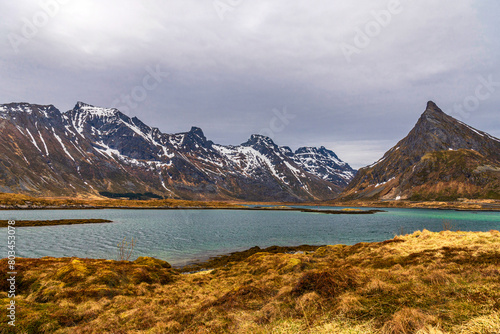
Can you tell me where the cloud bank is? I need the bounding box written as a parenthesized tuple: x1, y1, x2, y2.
(1, 0, 499, 168)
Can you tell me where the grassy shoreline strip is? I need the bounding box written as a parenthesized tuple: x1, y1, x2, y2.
(0, 219, 113, 227)
(179, 245, 325, 273)
(0, 205, 386, 215)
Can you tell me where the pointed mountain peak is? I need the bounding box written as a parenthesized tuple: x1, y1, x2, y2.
(75, 101, 91, 109)
(185, 126, 209, 144)
(241, 135, 280, 156)
(178, 126, 212, 149)
(244, 134, 276, 147)
(72, 102, 121, 118)
(342, 100, 500, 201)
(425, 101, 441, 111)
(189, 126, 205, 138)
(415, 101, 452, 130)
(252, 134, 273, 142)
(422, 101, 445, 117)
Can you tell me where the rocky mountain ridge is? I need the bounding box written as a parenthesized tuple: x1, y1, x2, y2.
(0, 102, 356, 201)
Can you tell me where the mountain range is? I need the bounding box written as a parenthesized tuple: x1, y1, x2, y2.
(1, 100, 499, 202)
(0, 102, 355, 201)
(341, 101, 500, 201)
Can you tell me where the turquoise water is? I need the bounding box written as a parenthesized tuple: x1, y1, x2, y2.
(0, 207, 499, 266)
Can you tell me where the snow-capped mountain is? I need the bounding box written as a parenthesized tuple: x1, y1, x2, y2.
(0, 102, 356, 201)
(293, 147, 355, 187)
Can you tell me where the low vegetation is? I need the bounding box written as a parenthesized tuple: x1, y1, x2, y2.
(1, 230, 500, 333)
(0, 193, 242, 209)
(0, 219, 112, 228)
(1, 192, 499, 212)
(117, 237, 136, 261)
(98, 192, 164, 200)
(333, 198, 500, 211)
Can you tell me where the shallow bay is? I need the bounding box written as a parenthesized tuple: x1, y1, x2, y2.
(1, 207, 499, 267)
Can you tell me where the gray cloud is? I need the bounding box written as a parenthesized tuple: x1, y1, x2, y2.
(1, 0, 499, 168)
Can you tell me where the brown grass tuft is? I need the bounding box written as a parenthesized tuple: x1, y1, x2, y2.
(295, 292, 323, 326)
(421, 269, 454, 285)
(335, 292, 365, 315)
(453, 312, 500, 333)
(363, 278, 395, 295)
(382, 307, 438, 334)
(210, 285, 273, 310)
(292, 267, 359, 299)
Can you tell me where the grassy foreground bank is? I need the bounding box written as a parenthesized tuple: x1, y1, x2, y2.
(1, 230, 500, 333)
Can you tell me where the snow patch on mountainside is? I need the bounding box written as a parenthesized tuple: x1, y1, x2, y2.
(52, 130, 75, 162)
(374, 177, 395, 188)
(25, 129, 42, 153)
(75, 102, 118, 118)
(38, 130, 49, 156)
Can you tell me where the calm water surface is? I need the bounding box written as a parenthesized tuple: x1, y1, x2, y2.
(1, 207, 499, 266)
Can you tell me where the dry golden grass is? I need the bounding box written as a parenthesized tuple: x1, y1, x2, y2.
(330, 199, 500, 211)
(1, 230, 500, 333)
(0, 192, 243, 209)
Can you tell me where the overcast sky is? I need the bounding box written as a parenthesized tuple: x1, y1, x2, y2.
(1, 0, 499, 168)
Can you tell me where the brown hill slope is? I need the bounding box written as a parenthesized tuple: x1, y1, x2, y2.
(341, 101, 500, 201)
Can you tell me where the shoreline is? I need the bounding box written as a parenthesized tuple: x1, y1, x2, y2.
(177, 244, 325, 272)
(1, 192, 500, 212)
(321, 199, 500, 212)
(1, 202, 499, 212)
(0, 205, 386, 214)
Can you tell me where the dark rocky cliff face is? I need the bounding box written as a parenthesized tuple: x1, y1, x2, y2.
(341, 101, 500, 201)
(0, 102, 355, 202)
